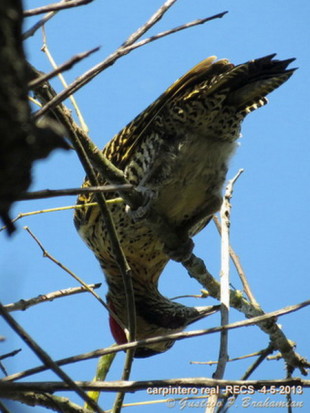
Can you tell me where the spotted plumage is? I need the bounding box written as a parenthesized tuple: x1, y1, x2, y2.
(74, 54, 295, 357)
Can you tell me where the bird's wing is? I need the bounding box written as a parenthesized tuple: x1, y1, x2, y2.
(103, 56, 232, 169)
(102, 54, 295, 170)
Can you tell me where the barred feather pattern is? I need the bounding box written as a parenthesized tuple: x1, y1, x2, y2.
(74, 54, 295, 356)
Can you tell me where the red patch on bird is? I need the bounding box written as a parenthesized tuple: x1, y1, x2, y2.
(108, 303, 127, 344)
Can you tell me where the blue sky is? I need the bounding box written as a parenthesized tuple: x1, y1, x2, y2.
(1, 0, 309, 412)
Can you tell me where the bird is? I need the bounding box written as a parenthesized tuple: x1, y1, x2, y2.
(74, 54, 295, 357)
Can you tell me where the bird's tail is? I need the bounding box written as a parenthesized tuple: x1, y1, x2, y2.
(222, 54, 296, 113)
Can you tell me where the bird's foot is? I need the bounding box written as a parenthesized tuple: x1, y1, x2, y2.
(126, 186, 157, 222)
(163, 236, 194, 262)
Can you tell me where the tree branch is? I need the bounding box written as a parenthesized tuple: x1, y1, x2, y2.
(4, 283, 102, 312)
(216, 344, 275, 412)
(24, 0, 95, 17)
(17, 184, 132, 201)
(22, 10, 57, 39)
(3, 391, 94, 413)
(0, 302, 104, 413)
(23, 225, 127, 331)
(182, 254, 309, 375)
(213, 215, 259, 306)
(3, 299, 309, 384)
(28, 47, 100, 88)
(1, 376, 309, 394)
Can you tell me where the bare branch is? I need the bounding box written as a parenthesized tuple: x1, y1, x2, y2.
(216, 344, 275, 412)
(24, 0, 95, 17)
(4, 284, 102, 312)
(1, 376, 309, 394)
(0, 302, 104, 413)
(191, 348, 273, 365)
(18, 184, 132, 201)
(28, 47, 100, 88)
(0, 204, 96, 233)
(126, 12, 228, 52)
(22, 10, 57, 40)
(122, 0, 179, 47)
(3, 391, 94, 413)
(41, 27, 90, 132)
(0, 401, 11, 413)
(213, 215, 258, 306)
(23, 226, 126, 328)
(0, 185, 129, 232)
(182, 251, 310, 374)
(3, 299, 309, 383)
(0, 349, 22, 361)
(0, 349, 22, 377)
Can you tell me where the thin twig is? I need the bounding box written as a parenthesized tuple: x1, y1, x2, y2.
(216, 344, 274, 412)
(0, 362, 7, 377)
(241, 345, 275, 380)
(124, 12, 228, 55)
(24, 0, 94, 17)
(22, 10, 57, 40)
(24, 226, 125, 330)
(191, 348, 272, 365)
(3, 299, 309, 383)
(4, 283, 102, 312)
(41, 26, 89, 132)
(0, 200, 124, 233)
(0, 401, 11, 413)
(0, 349, 22, 361)
(18, 184, 132, 200)
(0, 349, 22, 377)
(121, 0, 178, 47)
(213, 215, 258, 306)
(170, 291, 209, 300)
(0, 303, 104, 413)
(28, 47, 100, 88)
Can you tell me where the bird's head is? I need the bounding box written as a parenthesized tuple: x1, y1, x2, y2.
(107, 291, 219, 358)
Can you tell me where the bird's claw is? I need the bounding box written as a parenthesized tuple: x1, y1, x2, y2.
(126, 187, 157, 222)
(163, 236, 194, 262)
